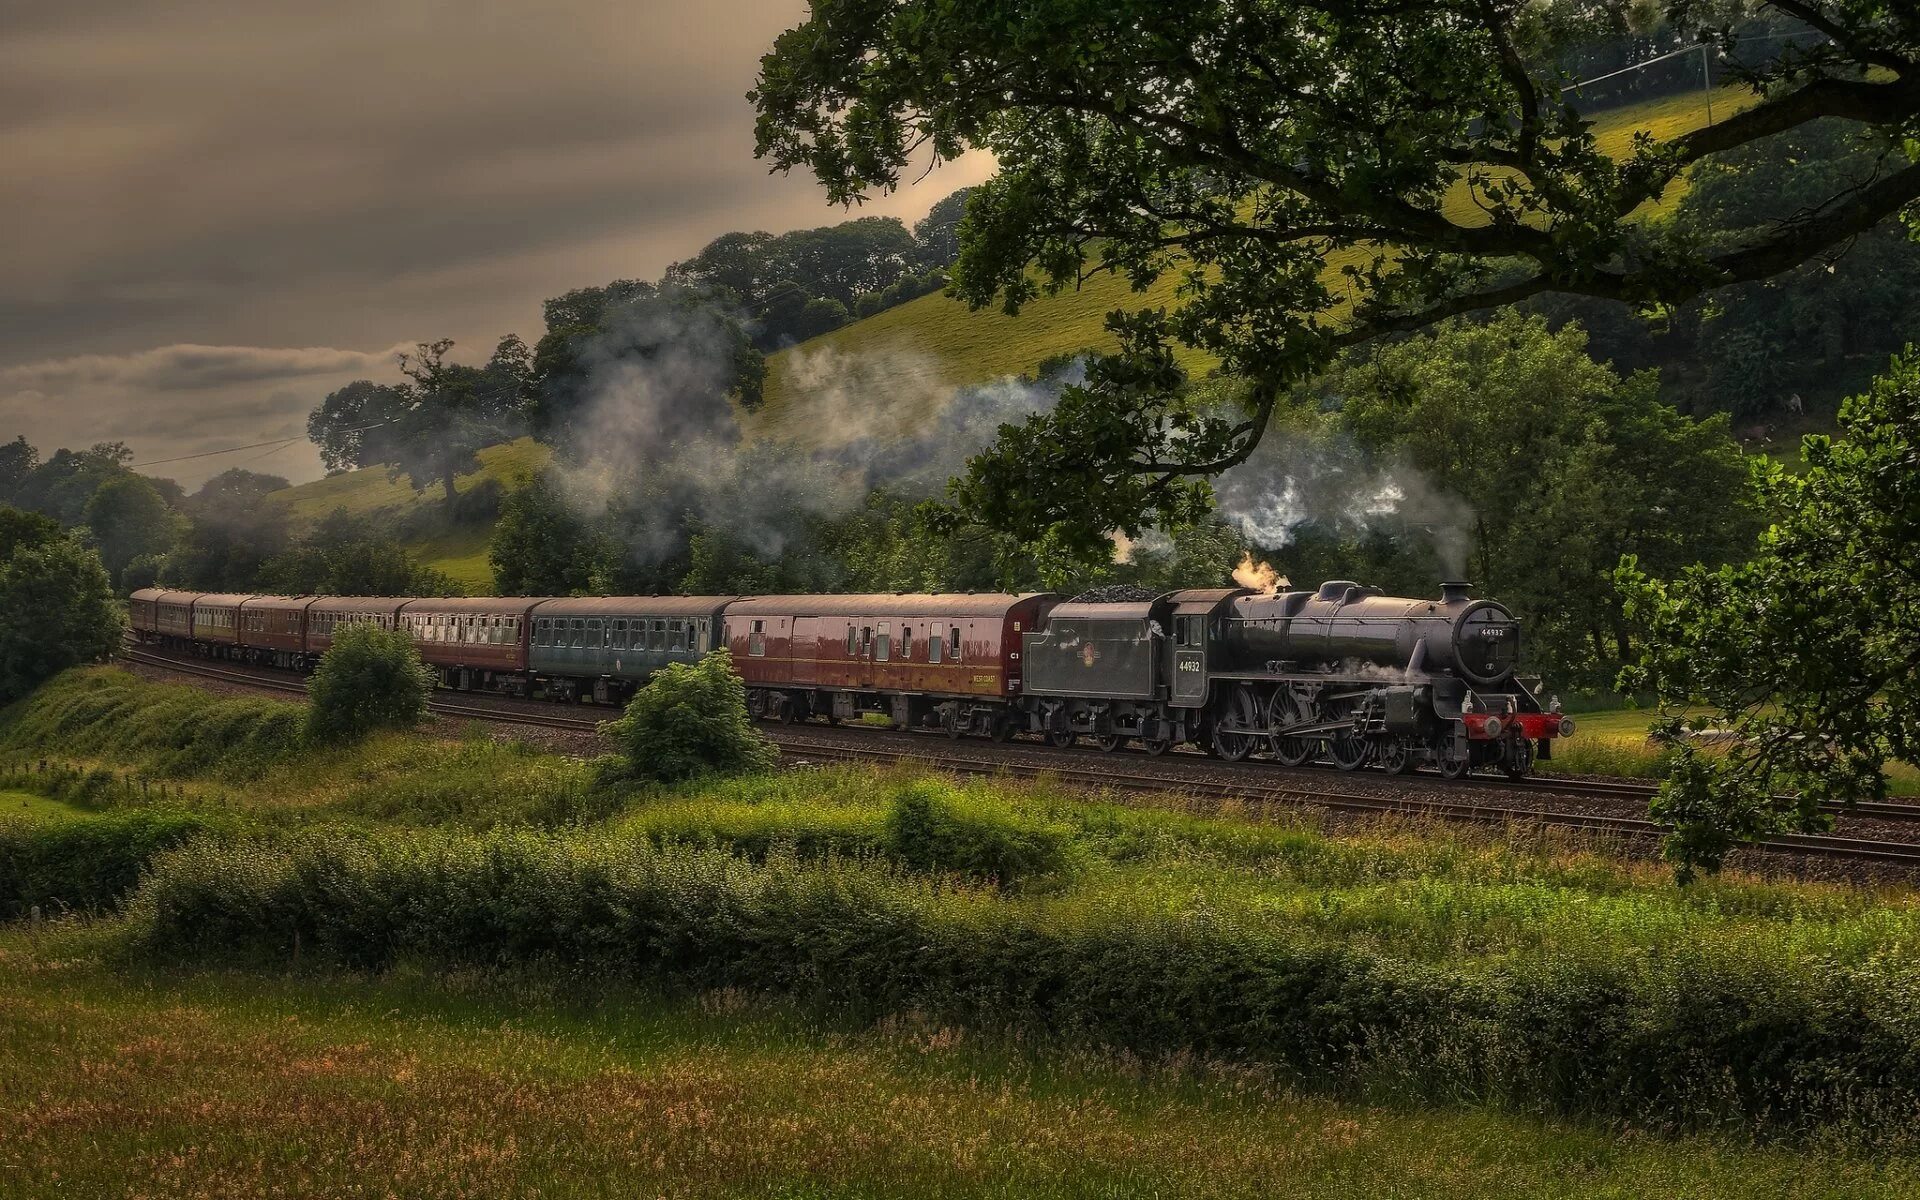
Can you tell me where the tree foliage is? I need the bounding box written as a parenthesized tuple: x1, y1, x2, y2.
(0, 508, 121, 703)
(82, 474, 181, 588)
(256, 509, 461, 597)
(597, 650, 777, 784)
(1619, 351, 1920, 878)
(307, 338, 529, 503)
(753, 0, 1920, 544)
(488, 473, 603, 596)
(304, 622, 435, 745)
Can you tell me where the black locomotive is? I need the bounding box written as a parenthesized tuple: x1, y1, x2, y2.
(1018, 581, 1571, 777)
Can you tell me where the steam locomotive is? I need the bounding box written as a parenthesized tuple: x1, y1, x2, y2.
(129, 579, 1571, 779)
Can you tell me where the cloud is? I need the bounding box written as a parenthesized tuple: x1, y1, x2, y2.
(0, 343, 413, 394)
(0, 343, 416, 487)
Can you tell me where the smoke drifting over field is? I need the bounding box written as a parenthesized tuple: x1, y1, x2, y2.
(547, 306, 1074, 570)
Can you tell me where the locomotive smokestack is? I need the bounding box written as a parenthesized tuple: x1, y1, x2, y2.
(1440, 581, 1472, 604)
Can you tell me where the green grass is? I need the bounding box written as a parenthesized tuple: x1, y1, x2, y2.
(0, 790, 83, 823)
(755, 83, 1757, 426)
(1555, 706, 1920, 795)
(5, 931, 1912, 1200)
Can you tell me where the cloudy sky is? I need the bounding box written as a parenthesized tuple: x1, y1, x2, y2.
(0, 0, 991, 487)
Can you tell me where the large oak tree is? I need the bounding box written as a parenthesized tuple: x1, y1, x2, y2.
(752, 0, 1920, 545)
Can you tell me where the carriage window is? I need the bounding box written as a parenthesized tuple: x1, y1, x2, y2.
(929, 631, 943, 664)
(861, 626, 872, 657)
(569, 618, 585, 648)
(949, 625, 962, 661)
(697, 618, 709, 647)
(749, 619, 766, 658)
(901, 626, 912, 659)
(583, 619, 601, 648)
(875, 623, 891, 662)
(669, 620, 685, 652)
(611, 619, 628, 650)
(651, 619, 667, 650)
(535, 618, 551, 647)
(846, 625, 857, 655)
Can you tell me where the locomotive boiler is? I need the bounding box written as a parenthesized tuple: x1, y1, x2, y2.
(1213, 580, 1520, 685)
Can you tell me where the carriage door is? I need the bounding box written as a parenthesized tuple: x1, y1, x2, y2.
(791, 617, 818, 683)
(1172, 615, 1208, 706)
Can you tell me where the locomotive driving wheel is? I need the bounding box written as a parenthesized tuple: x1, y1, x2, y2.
(1266, 689, 1316, 767)
(1212, 687, 1263, 762)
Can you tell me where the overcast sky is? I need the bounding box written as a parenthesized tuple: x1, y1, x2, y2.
(0, 0, 991, 487)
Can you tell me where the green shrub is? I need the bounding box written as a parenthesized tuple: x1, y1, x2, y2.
(0, 522, 122, 704)
(0, 808, 232, 917)
(883, 780, 1078, 884)
(598, 650, 776, 784)
(305, 623, 434, 745)
(123, 825, 1920, 1141)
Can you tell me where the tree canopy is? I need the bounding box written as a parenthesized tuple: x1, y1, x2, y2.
(1620, 350, 1920, 878)
(753, 0, 1920, 544)
(0, 507, 121, 703)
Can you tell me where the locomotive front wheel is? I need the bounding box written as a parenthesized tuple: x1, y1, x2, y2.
(1379, 739, 1417, 775)
(1047, 730, 1077, 749)
(1094, 734, 1127, 753)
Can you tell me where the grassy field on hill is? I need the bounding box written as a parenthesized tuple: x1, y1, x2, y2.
(4, 666, 1920, 1196)
(756, 83, 1756, 428)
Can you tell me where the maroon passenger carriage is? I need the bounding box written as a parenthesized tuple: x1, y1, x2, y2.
(725, 593, 1062, 735)
(396, 597, 541, 693)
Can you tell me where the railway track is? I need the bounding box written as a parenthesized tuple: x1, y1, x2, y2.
(118, 644, 1920, 869)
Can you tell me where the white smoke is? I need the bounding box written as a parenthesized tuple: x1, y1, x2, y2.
(1213, 426, 1475, 579)
(547, 313, 1078, 573)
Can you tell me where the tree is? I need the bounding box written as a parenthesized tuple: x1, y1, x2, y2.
(304, 622, 435, 744)
(753, 0, 1920, 545)
(11, 443, 139, 527)
(256, 509, 462, 597)
(167, 469, 292, 590)
(0, 511, 121, 702)
(914, 187, 973, 268)
(529, 281, 766, 448)
(1619, 351, 1920, 878)
(0, 436, 36, 503)
(488, 474, 603, 595)
(307, 337, 528, 503)
(597, 650, 777, 784)
(82, 474, 180, 588)
(1329, 314, 1757, 686)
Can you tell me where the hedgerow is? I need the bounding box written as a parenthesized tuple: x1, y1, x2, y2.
(0, 808, 236, 918)
(124, 825, 1920, 1141)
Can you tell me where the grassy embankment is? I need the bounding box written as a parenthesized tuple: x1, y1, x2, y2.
(5, 666, 1920, 1199)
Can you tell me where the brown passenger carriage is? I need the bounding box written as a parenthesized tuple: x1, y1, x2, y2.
(725, 593, 1060, 733)
(397, 597, 542, 690)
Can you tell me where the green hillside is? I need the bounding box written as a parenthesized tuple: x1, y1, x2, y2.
(263, 438, 550, 593)
(756, 82, 1753, 431)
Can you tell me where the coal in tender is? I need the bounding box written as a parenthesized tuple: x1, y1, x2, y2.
(1068, 585, 1161, 604)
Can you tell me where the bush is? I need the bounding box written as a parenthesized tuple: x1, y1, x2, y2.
(0, 520, 122, 703)
(883, 780, 1078, 885)
(0, 808, 232, 918)
(598, 650, 776, 784)
(305, 623, 434, 745)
